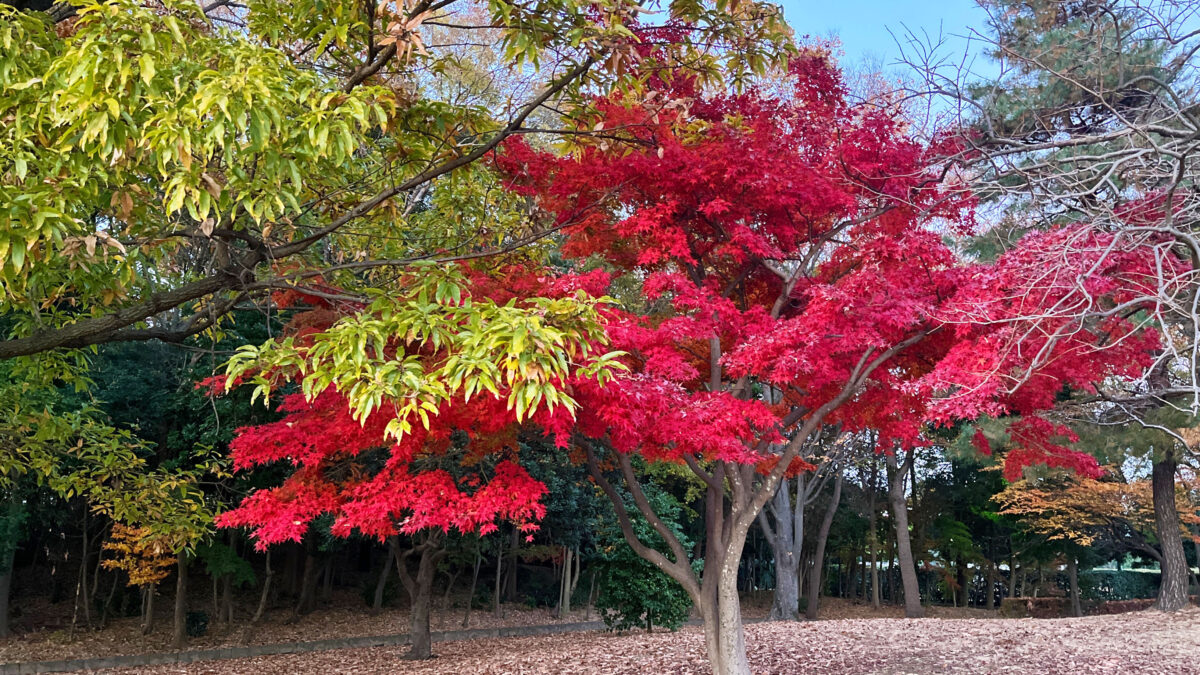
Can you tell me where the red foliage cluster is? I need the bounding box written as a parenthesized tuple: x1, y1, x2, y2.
(495, 50, 1169, 480)
(215, 284, 575, 548)
(215, 382, 557, 548)
(221, 51, 1177, 548)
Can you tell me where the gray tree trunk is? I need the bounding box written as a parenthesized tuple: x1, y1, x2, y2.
(492, 534, 504, 618)
(1152, 453, 1189, 611)
(985, 560, 997, 610)
(886, 450, 923, 618)
(396, 537, 445, 660)
(696, 534, 754, 675)
(172, 556, 188, 649)
(805, 470, 843, 620)
(759, 476, 801, 620)
(557, 547, 580, 616)
(291, 550, 319, 619)
(868, 459, 880, 608)
(1008, 552, 1018, 599)
(141, 585, 156, 635)
(1067, 555, 1082, 617)
(462, 545, 481, 628)
(250, 550, 272, 625)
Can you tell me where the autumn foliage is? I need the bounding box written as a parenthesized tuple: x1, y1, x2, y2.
(213, 265, 622, 547)
(102, 524, 176, 588)
(496, 50, 1162, 481)
(219, 49, 1169, 565)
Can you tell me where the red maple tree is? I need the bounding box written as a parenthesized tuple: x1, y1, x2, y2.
(214, 273, 599, 658)
(494, 48, 1165, 673)
(216, 43, 1172, 673)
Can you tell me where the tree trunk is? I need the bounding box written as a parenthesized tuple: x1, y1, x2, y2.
(759, 476, 802, 621)
(442, 566, 460, 612)
(100, 570, 119, 629)
(585, 569, 597, 620)
(0, 545, 13, 639)
(0, 496, 20, 639)
(770, 549, 800, 621)
(395, 537, 444, 660)
(372, 545, 393, 612)
(1152, 453, 1189, 611)
(492, 535, 504, 618)
(462, 545, 481, 628)
(985, 560, 997, 610)
(954, 556, 967, 608)
(250, 550, 272, 625)
(585, 420, 867, 675)
(212, 576, 220, 622)
(886, 450, 923, 618)
(805, 471, 843, 620)
(291, 547, 319, 620)
(851, 550, 861, 599)
(141, 584, 156, 635)
(221, 574, 233, 625)
(886, 530, 897, 604)
(1067, 555, 1082, 617)
(698, 563, 752, 675)
(240, 549, 273, 644)
(90, 531, 105, 607)
(320, 559, 333, 603)
(1193, 535, 1200, 596)
(172, 555, 188, 649)
(557, 547, 580, 616)
(1008, 553, 1018, 599)
(69, 511, 90, 639)
(556, 547, 569, 616)
(503, 528, 518, 602)
(868, 461, 881, 609)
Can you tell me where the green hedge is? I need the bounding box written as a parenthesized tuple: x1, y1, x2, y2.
(1075, 570, 1160, 601)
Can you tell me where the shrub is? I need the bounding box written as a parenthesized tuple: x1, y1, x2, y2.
(593, 488, 695, 633)
(185, 610, 209, 637)
(1077, 569, 1160, 601)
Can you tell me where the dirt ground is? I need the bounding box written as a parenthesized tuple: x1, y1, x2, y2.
(105, 607, 1200, 675)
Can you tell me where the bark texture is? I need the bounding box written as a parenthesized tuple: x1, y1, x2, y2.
(395, 535, 445, 660)
(171, 556, 188, 649)
(887, 450, 924, 618)
(805, 471, 843, 620)
(1152, 454, 1189, 611)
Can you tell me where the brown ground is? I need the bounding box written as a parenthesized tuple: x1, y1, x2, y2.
(0, 594, 987, 664)
(0, 589, 596, 663)
(105, 608, 1200, 675)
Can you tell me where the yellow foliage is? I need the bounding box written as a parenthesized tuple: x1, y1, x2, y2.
(996, 471, 1199, 546)
(101, 524, 176, 587)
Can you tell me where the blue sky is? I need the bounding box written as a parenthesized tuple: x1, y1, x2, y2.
(775, 0, 994, 73)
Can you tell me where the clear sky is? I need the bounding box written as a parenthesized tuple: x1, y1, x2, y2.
(775, 0, 995, 73)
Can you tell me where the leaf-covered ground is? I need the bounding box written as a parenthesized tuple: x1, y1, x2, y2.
(0, 593, 985, 664)
(109, 608, 1200, 674)
(0, 590, 596, 663)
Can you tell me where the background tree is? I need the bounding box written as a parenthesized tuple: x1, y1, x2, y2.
(755, 425, 848, 620)
(902, 0, 1200, 610)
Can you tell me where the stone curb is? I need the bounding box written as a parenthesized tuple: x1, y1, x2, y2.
(0, 620, 611, 674)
